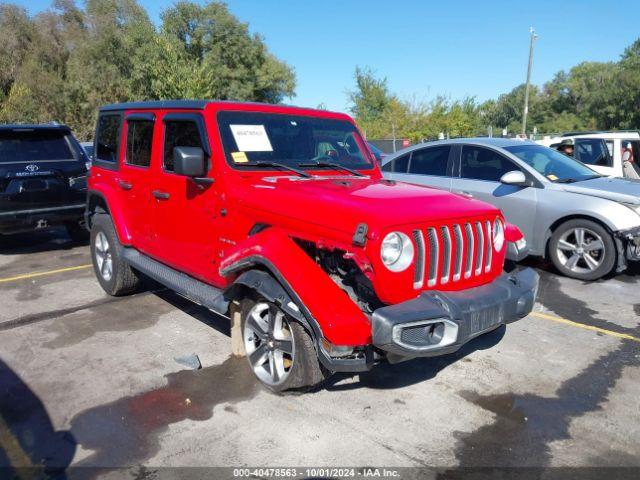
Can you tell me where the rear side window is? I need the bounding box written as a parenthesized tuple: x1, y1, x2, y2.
(575, 139, 612, 167)
(95, 115, 122, 163)
(125, 120, 154, 167)
(163, 121, 203, 172)
(460, 146, 517, 181)
(409, 146, 451, 176)
(384, 153, 410, 173)
(0, 130, 73, 163)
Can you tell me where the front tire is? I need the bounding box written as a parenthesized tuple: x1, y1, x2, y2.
(548, 219, 616, 281)
(241, 296, 327, 392)
(90, 214, 140, 296)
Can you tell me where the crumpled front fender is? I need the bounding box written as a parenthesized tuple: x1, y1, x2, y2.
(220, 228, 372, 346)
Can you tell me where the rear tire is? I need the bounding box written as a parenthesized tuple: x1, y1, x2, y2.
(90, 214, 140, 296)
(548, 219, 616, 281)
(241, 296, 328, 392)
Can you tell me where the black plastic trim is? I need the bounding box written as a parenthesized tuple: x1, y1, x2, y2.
(122, 248, 229, 314)
(0, 204, 85, 217)
(100, 101, 208, 112)
(371, 268, 539, 358)
(221, 256, 371, 372)
(126, 113, 156, 122)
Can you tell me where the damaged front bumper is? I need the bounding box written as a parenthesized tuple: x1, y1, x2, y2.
(371, 268, 539, 362)
(617, 226, 640, 262)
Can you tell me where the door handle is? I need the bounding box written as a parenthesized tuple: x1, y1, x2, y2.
(152, 190, 170, 200)
(118, 180, 133, 191)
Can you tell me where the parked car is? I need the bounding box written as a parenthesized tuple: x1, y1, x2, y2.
(0, 124, 89, 240)
(86, 101, 537, 392)
(381, 138, 640, 281)
(367, 142, 387, 164)
(538, 131, 640, 179)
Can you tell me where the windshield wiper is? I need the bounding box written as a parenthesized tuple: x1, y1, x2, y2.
(238, 161, 311, 178)
(298, 161, 365, 177)
(556, 174, 601, 184)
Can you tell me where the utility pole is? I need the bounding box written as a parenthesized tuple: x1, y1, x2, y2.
(522, 27, 538, 136)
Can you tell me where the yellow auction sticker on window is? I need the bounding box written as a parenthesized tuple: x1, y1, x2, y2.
(547, 174, 558, 181)
(231, 151, 249, 163)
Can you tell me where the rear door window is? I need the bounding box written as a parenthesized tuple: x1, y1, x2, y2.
(408, 146, 451, 176)
(125, 120, 154, 168)
(163, 120, 204, 172)
(575, 138, 612, 167)
(460, 145, 518, 182)
(383, 153, 410, 173)
(0, 129, 73, 163)
(95, 114, 122, 163)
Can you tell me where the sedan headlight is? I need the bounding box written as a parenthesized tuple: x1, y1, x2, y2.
(381, 231, 414, 272)
(493, 218, 505, 252)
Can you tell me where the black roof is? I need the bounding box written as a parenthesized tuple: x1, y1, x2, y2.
(100, 100, 208, 112)
(99, 99, 310, 112)
(0, 123, 71, 131)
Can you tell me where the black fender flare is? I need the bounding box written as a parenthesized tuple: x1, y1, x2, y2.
(224, 267, 355, 372)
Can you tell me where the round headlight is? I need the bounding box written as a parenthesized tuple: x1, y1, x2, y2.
(493, 218, 505, 252)
(381, 232, 414, 272)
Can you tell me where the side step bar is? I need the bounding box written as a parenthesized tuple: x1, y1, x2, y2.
(122, 248, 229, 315)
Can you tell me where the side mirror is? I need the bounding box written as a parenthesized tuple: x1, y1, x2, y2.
(500, 170, 528, 186)
(174, 146, 207, 177)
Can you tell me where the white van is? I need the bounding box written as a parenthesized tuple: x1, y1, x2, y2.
(538, 131, 640, 179)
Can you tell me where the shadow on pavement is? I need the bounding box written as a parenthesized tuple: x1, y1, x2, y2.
(0, 228, 88, 255)
(325, 325, 506, 391)
(0, 357, 76, 477)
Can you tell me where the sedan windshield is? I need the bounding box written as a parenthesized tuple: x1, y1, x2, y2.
(504, 144, 600, 183)
(217, 111, 374, 172)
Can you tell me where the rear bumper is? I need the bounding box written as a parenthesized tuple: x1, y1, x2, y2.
(371, 268, 539, 360)
(0, 204, 85, 234)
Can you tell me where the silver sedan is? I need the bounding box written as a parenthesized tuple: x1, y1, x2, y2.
(381, 138, 640, 280)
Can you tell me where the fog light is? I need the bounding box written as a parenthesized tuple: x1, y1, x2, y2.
(515, 237, 527, 250)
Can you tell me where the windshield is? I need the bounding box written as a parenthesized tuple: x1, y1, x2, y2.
(0, 129, 74, 163)
(218, 111, 374, 172)
(504, 144, 600, 183)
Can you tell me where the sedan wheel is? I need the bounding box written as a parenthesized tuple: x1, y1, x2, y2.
(556, 227, 604, 275)
(549, 219, 616, 281)
(243, 302, 295, 387)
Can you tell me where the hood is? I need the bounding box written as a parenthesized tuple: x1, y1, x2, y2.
(237, 175, 500, 235)
(561, 177, 640, 205)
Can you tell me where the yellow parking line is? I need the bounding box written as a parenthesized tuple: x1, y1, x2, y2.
(0, 264, 92, 283)
(531, 311, 640, 343)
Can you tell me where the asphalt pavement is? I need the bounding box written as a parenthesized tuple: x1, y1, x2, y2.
(0, 229, 638, 477)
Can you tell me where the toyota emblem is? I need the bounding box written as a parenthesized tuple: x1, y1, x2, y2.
(25, 164, 39, 172)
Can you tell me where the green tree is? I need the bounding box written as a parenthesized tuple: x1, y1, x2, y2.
(0, 0, 296, 139)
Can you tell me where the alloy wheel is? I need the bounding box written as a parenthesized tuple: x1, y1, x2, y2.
(94, 231, 113, 282)
(243, 302, 295, 386)
(556, 227, 605, 275)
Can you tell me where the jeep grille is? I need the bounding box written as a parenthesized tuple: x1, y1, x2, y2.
(413, 220, 494, 289)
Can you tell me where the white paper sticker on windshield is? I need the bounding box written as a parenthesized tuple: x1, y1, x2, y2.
(230, 124, 273, 152)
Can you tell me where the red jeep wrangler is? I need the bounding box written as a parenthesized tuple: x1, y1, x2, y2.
(86, 101, 538, 391)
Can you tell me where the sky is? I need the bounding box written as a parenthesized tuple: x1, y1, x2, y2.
(22, 0, 640, 112)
